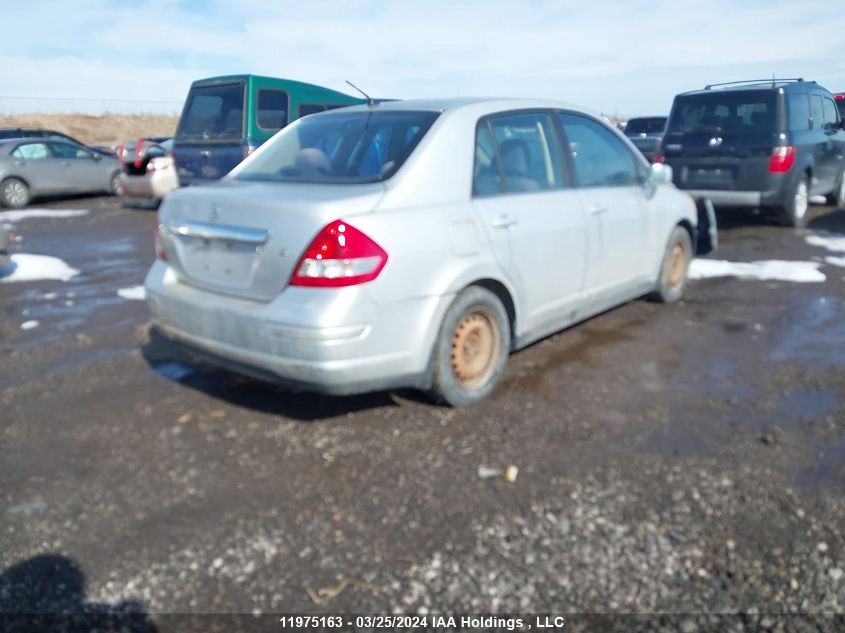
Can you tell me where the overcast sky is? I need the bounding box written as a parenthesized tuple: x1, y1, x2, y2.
(1, 0, 844, 116)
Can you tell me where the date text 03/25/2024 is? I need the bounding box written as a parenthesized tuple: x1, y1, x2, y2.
(278, 615, 568, 629)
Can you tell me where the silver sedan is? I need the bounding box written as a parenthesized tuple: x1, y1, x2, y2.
(0, 139, 120, 208)
(146, 98, 714, 406)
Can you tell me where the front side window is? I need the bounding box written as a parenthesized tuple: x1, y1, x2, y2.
(811, 95, 824, 129)
(823, 98, 840, 128)
(177, 82, 245, 140)
(50, 142, 90, 159)
(233, 110, 438, 184)
(12, 143, 49, 160)
(559, 113, 638, 188)
(257, 89, 288, 130)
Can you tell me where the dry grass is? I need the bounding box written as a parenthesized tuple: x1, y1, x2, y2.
(0, 112, 179, 146)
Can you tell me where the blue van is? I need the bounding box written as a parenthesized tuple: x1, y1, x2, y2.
(172, 75, 364, 185)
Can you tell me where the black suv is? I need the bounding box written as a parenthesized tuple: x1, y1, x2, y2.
(659, 79, 845, 227)
(0, 128, 113, 156)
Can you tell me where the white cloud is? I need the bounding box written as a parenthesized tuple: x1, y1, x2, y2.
(1, 0, 844, 115)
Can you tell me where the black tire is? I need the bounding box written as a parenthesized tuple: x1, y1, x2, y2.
(649, 225, 693, 304)
(777, 174, 810, 228)
(0, 177, 31, 209)
(429, 286, 511, 407)
(826, 169, 845, 209)
(109, 170, 121, 195)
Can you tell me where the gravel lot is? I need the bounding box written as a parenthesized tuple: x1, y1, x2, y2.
(1, 195, 845, 631)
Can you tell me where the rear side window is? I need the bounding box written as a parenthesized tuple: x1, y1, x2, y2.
(177, 82, 245, 140)
(668, 91, 776, 135)
(837, 96, 845, 118)
(257, 89, 288, 130)
(473, 112, 563, 196)
(234, 111, 438, 184)
(788, 94, 811, 130)
(559, 113, 638, 188)
(811, 95, 824, 128)
(11, 143, 49, 160)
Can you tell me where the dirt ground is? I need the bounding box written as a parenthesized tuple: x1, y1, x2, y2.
(1, 195, 844, 632)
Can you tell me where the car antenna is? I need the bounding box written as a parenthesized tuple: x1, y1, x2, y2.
(346, 80, 377, 107)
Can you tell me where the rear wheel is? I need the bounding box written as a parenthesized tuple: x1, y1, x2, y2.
(649, 225, 692, 304)
(778, 174, 810, 228)
(429, 286, 510, 407)
(0, 177, 31, 209)
(826, 169, 845, 209)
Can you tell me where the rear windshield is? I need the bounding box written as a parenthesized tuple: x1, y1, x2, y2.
(837, 96, 845, 118)
(667, 91, 777, 136)
(625, 117, 667, 134)
(176, 82, 245, 141)
(233, 110, 439, 184)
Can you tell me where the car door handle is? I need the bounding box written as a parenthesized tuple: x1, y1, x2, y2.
(491, 214, 518, 229)
(588, 205, 608, 215)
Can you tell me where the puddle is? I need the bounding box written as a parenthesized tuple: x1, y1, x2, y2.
(777, 389, 838, 422)
(773, 296, 845, 366)
(152, 361, 197, 382)
(794, 435, 845, 490)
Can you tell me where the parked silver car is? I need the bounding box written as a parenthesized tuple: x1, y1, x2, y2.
(0, 139, 120, 208)
(146, 98, 714, 406)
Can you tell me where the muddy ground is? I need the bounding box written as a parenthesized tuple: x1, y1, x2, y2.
(1, 196, 844, 631)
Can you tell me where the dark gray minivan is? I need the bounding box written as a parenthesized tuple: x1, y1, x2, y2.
(659, 79, 845, 227)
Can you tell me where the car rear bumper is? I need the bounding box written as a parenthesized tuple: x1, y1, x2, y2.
(120, 173, 177, 201)
(144, 261, 450, 395)
(682, 189, 765, 206)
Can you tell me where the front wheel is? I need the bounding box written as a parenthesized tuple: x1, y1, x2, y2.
(109, 170, 121, 195)
(1, 177, 31, 209)
(777, 174, 810, 228)
(429, 286, 511, 407)
(826, 169, 845, 209)
(649, 225, 692, 304)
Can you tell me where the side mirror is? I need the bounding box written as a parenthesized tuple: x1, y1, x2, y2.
(650, 162, 673, 186)
(92, 153, 101, 161)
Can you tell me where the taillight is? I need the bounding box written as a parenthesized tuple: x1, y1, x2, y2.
(769, 146, 796, 173)
(652, 153, 665, 164)
(154, 223, 166, 261)
(835, 94, 844, 101)
(134, 139, 145, 168)
(290, 220, 387, 287)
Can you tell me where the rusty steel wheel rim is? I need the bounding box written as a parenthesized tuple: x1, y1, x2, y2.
(667, 242, 687, 289)
(450, 308, 500, 389)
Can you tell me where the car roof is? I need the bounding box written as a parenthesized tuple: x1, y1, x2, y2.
(678, 80, 818, 98)
(315, 96, 601, 117)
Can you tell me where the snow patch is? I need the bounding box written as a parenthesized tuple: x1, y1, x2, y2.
(0, 253, 79, 283)
(689, 259, 825, 283)
(20, 320, 39, 330)
(825, 256, 845, 268)
(117, 285, 146, 300)
(806, 234, 845, 254)
(809, 195, 827, 205)
(0, 208, 88, 223)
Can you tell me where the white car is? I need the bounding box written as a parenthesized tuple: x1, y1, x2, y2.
(145, 98, 716, 406)
(118, 138, 179, 205)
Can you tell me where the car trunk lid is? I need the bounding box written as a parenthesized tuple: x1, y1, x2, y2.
(158, 180, 385, 302)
